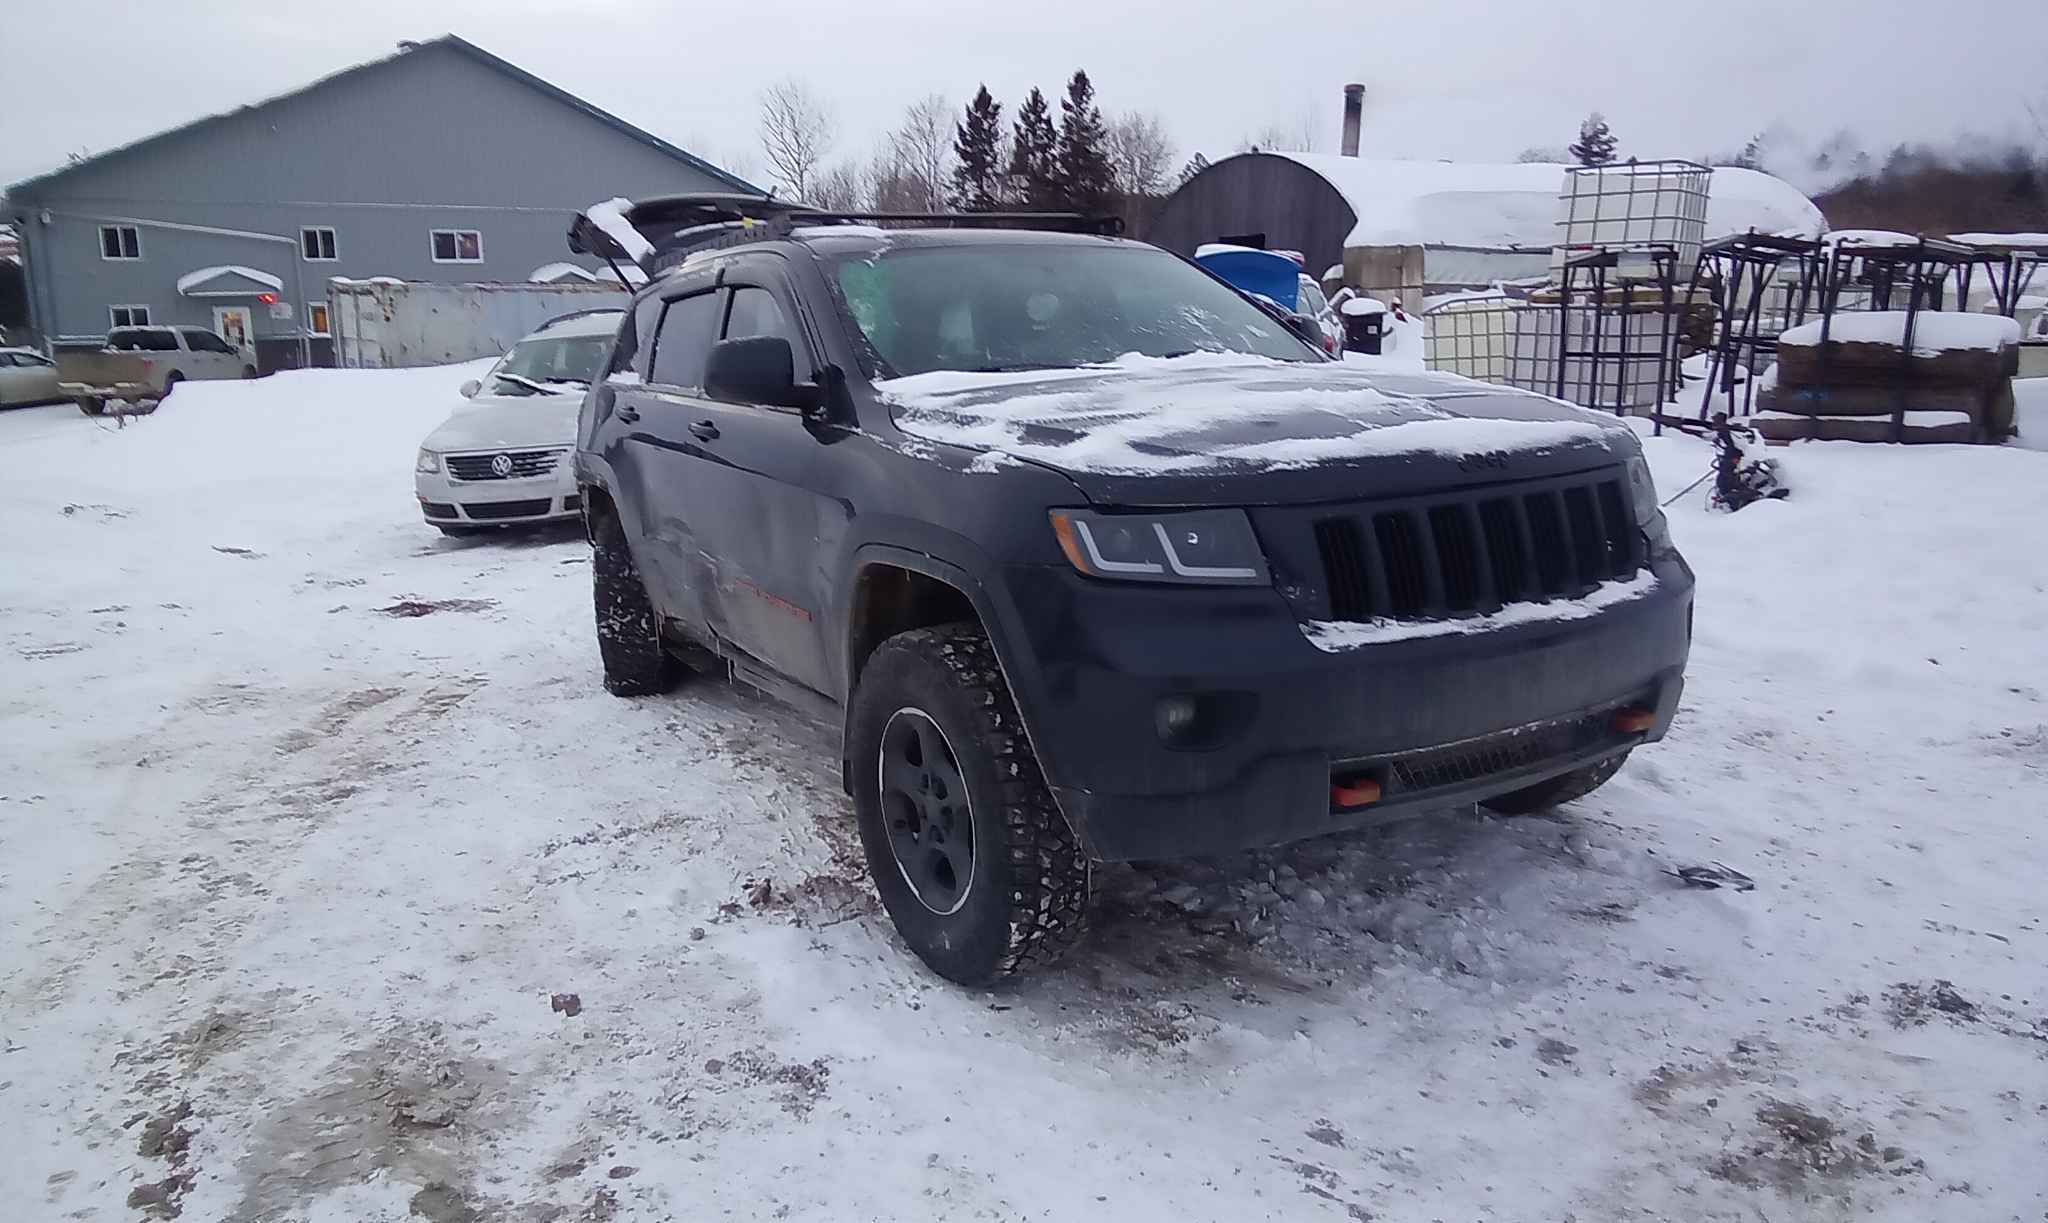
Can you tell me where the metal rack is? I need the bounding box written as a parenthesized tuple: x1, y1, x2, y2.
(1687, 232, 1823, 421)
(1950, 235, 2048, 318)
(1505, 247, 1683, 420)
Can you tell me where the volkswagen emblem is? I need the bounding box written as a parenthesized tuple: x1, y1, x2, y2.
(489, 453, 514, 478)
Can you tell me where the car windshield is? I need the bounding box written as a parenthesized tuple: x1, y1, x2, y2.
(829, 243, 1316, 378)
(486, 333, 611, 396)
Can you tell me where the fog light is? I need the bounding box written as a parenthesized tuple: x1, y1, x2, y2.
(1155, 695, 1200, 744)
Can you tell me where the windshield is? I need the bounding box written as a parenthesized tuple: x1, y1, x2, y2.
(485, 334, 611, 396)
(830, 244, 1317, 378)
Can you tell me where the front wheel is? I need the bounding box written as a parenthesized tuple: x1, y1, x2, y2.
(849, 624, 1091, 985)
(589, 507, 681, 697)
(1482, 751, 1630, 815)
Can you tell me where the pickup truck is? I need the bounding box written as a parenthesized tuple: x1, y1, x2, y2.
(60, 326, 257, 415)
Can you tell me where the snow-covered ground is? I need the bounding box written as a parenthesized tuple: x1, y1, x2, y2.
(2, 367, 2045, 1222)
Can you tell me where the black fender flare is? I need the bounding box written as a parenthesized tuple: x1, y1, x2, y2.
(840, 543, 1076, 806)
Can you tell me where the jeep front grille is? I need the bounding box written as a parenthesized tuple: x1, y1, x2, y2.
(445, 448, 565, 482)
(1311, 473, 1638, 623)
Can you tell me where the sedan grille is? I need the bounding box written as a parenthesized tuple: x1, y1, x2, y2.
(1311, 473, 1639, 623)
(445, 448, 565, 481)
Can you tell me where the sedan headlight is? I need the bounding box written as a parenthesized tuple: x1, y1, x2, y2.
(415, 449, 442, 474)
(1625, 454, 1659, 525)
(1049, 508, 1269, 586)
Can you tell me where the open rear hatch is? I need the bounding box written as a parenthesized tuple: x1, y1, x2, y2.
(566, 194, 781, 279)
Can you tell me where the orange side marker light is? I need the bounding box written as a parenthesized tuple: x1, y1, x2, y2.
(1612, 707, 1657, 734)
(1331, 778, 1382, 809)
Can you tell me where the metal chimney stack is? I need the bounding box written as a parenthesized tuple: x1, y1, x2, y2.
(1342, 84, 1365, 157)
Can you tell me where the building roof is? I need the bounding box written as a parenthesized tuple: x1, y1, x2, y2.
(5, 35, 759, 197)
(1270, 152, 1826, 250)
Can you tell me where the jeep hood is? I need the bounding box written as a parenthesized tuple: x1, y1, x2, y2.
(875, 352, 1639, 506)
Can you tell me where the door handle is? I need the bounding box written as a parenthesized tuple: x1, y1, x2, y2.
(614, 402, 640, 423)
(688, 419, 720, 441)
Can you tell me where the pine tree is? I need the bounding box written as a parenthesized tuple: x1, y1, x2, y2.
(1056, 70, 1116, 214)
(1007, 87, 1060, 209)
(1570, 112, 1618, 167)
(1177, 152, 1211, 186)
(950, 86, 1006, 210)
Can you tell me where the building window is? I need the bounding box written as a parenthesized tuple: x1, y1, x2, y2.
(110, 305, 151, 327)
(99, 225, 142, 260)
(300, 227, 337, 261)
(430, 229, 483, 263)
(307, 303, 331, 336)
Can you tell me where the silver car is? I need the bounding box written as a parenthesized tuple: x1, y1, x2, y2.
(0, 347, 62, 407)
(413, 310, 621, 536)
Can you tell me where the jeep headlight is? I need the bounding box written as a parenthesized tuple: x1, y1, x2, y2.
(1049, 508, 1269, 586)
(415, 449, 442, 474)
(1625, 454, 1659, 525)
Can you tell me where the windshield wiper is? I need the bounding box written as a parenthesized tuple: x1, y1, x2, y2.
(493, 373, 555, 395)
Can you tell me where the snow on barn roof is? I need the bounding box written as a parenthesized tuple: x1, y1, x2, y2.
(1274, 152, 1826, 251)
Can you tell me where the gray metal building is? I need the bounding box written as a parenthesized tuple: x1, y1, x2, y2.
(3, 35, 754, 370)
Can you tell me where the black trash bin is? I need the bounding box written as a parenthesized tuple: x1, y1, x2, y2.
(1342, 303, 1388, 355)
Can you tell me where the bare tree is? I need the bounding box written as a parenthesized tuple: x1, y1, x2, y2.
(758, 79, 836, 200)
(1105, 111, 1175, 199)
(886, 94, 954, 213)
(1237, 109, 1320, 155)
(811, 161, 868, 211)
(866, 150, 930, 213)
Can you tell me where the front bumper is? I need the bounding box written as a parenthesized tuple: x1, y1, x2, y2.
(994, 551, 1693, 861)
(415, 460, 578, 527)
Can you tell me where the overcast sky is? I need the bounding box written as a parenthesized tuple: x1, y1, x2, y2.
(6, 0, 2043, 192)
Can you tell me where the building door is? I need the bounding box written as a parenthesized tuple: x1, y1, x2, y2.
(212, 306, 253, 353)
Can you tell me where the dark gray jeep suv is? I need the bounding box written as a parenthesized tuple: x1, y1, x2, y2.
(568, 197, 1692, 985)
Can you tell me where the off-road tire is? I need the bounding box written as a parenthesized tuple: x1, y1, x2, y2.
(77, 398, 105, 417)
(1482, 750, 1630, 815)
(590, 509, 681, 697)
(159, 372, 183, 398)
(848, 623, 1091, 985)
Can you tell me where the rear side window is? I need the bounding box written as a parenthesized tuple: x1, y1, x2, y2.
(649, 292, 722, 389)
(108, 328, 178, 352)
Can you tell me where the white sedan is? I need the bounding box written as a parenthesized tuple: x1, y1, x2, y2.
(0, 347, 62, 407)
(413, 310, 620, 536)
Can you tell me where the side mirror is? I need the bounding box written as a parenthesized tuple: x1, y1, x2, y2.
(458, 379, 480, 398)
(705, 336, 817, 410)
(1282, 313, 1322, 347)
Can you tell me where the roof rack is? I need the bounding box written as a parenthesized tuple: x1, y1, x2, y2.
(568, 193, 1123, 277)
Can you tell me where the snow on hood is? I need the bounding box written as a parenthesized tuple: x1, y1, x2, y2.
(875, 351, 1628, 477)
(420, 390, 582, 453)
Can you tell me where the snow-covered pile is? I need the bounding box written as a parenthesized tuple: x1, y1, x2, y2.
(3, 367, 2047, 1221)
(1277, 153, 1825, 249)
(1780, 311, 2022, 356)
